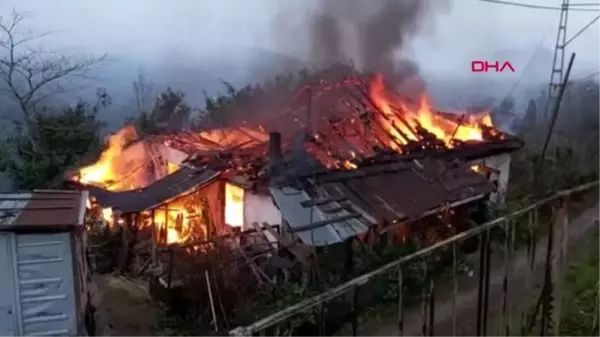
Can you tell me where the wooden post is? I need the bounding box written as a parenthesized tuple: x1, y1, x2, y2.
(118, 213, 130, 273)
(451, 242, 458, 336)
(151, 209, 157, 265)
(398, 268, 404, 336)
(552, 197, 569, 335)
(501, 219, 515, 335)
(164, 207, 169, 244)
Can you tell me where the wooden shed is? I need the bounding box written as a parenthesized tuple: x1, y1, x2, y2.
(0, 190, 94, 336)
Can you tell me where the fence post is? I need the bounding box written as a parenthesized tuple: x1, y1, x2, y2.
(351, 286, 358, 336)
(476, 228, 491, 335)
(398, 267, 404, 336)
(421, 260, 429, 336)
(501, 218, 516, 335)
(451, 242, 458, 336)
(552, 196, 569, 335)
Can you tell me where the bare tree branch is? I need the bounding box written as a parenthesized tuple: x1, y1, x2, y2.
(132, 68, 155, 114)
(0, 10, 106, 121)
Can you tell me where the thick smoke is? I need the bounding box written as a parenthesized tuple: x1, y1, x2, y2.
(277, 0, 450, 83)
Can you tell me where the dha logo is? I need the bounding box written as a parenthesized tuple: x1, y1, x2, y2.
(471, 60, 515, 73)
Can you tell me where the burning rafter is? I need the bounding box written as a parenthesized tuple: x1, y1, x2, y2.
(70, 72, 509, 188)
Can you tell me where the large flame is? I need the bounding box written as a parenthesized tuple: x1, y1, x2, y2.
(369, 74, 493, 149)
(225, 183, 244, 228)
(153, 205, 194, 244)
(76, 125, 148, 191)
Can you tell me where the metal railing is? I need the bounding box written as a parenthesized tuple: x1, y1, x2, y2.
(229, 180, 598, 336)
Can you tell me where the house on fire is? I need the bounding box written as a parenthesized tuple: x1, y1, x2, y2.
(66, 73, 523, 268)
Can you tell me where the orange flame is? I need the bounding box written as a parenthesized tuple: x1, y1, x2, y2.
(153, 205, 194, 244)
(225, 183, 244, 228)
(75, 125, 145, 191)
(369, 74, 493, 148)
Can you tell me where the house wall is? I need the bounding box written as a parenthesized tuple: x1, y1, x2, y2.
(0, 232, 79, 336)
(469, 153, 512, 204)
(156, 145, 189, 166)
(243, 191, 282, 231)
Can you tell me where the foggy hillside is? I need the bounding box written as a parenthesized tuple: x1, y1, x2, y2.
(0, 45, 309, 132)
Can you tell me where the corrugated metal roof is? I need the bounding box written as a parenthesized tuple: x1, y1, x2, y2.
(0, 190, 88, 230)
(268, 156, 494, 246)
(314, 157, 495, 220)
(269, 186, 377, 246)
(85, 166, 221, 213)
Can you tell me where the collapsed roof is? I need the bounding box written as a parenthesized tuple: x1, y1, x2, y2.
(68, 70, 523, 244)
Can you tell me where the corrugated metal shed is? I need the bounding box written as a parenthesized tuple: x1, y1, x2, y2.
(269, 186, 377, 246)
(0, 190, 89, 336)
(82, 166, 221, 213)
(0, 190, 88, 230)
(13, 232, 78, 336)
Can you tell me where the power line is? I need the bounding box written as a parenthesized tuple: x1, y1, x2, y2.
(491, 24, 555, 109)
(477, 0, 600, 11)
(565, 15, 600, 46)
(569, 2, 600, 6)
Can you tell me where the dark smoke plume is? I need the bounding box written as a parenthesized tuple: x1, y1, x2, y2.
(276, 0, 451, 83)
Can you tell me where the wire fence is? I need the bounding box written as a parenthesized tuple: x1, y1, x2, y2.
(229, 180, 598, 336)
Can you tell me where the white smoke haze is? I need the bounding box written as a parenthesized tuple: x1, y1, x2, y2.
(0, 0, 597, 122)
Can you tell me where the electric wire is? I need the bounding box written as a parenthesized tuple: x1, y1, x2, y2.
(489, 24, 556, 110)
(565, 15, 600, 46)
(479, 0, 600, 12)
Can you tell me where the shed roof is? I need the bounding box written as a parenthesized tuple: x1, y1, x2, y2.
(0, 190, 88, 231)
(84, 166, 221, 213)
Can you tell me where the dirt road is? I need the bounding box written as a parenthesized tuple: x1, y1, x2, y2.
(360, 203, 599, 336)
(91, 274, 163, 336)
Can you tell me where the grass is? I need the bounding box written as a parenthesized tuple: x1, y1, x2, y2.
(559, 230, 599, 336)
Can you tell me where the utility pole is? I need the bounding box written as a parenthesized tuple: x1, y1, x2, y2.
(542, 0, 570, 122)
(483, 0, 598, 125)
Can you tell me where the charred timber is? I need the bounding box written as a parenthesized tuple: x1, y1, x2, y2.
(287, 136, 523, 181)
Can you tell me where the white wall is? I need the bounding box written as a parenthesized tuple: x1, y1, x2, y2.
(243, 191, 282, 231)
(469, 153, 512, 205)
(158, 145, 189, 166)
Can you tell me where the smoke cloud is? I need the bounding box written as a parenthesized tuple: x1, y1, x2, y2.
(274, 0, 451, 82)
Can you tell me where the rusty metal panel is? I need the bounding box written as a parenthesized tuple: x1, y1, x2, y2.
(14, 232, 77, 336)
(315, 158, 494, 221)
(0, 191, 87, 230)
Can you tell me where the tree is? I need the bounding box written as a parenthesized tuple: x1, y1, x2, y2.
(0, 10, 106, 122)
(519, 98, 538, 133)
(132, 69, 155, 115)
(0, 90, 110, 189)
(132, 87, 191, 135)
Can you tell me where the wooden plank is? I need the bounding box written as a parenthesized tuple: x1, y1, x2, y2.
(261, 223, 311, 266)
(251, 222, 271, 245)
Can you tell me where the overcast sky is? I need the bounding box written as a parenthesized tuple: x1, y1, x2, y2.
(1, 0, 598, 83)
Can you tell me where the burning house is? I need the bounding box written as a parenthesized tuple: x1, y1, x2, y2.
(64, 69, 522, 325)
